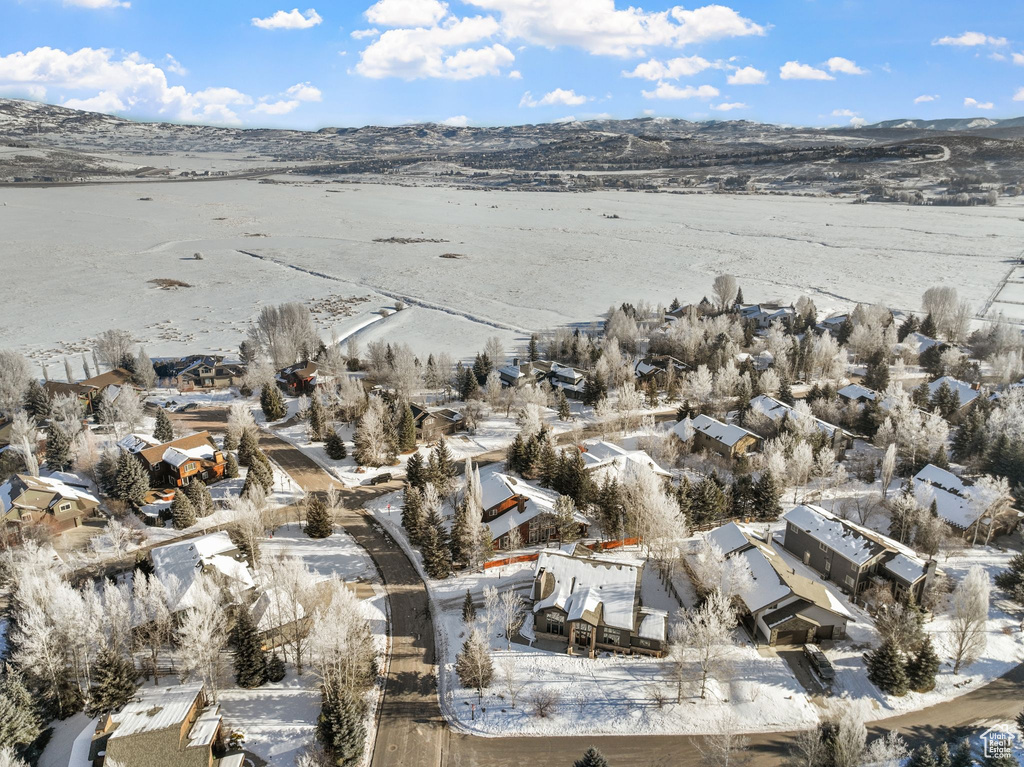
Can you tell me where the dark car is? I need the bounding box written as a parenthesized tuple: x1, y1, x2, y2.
(803, 644, 835, 684)
(367, 473, 393, 486)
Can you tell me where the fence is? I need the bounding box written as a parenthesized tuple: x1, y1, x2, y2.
(483, 552, 541, 570)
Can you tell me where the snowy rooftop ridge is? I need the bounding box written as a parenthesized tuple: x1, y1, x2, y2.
(151, 531, 254, 611)
(688, 414, 759, 447)
(783, 504, 882, 565)
(912, 464, 980, 530)
(533, 550, 643, 632)
(927, 376, 980, 409)
(748, 394, 844, 438)
(108, 683, 206, 739)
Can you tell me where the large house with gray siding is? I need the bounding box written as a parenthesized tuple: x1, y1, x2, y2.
(781, 505, 936, 604)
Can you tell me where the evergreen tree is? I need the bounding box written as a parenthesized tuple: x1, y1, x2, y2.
(907, 745, 938, 767)
(906, 636, 940, 693)
(752, 469, 783, 520)
(948, 739, 973, 767)
(931, 445, 951, 470)
(238, 429, 260, 467)
(982, 754, 1016, 767)
(45, 425, 71, 471)
(553, 494, 581, 544)
(459, 366, 478, 401)
(24, 380, 49, 419)
(734, 287, 744, 306)
(260, 383, 286, 421)
(897, 314, 920, 342)
(935, 743, 952, 767)
(574, 748, 611, 767)
(325, 428, 348, 460)
(309, 393, 327, 441)
(233, 606, 268, 688)
(462, 590, 477, 624)
(266, 652, 286, 683)
(449, 500, 473, 566)
(864, 351, 891, 392)
(154, 408, 174, 443)
(920, 313, 937, 338)
(306, 494, 333, 538)
(405, 451, 426, 490)
(431, 437, 457, 489)
(185, 478, 213, 517)
(0, 671, 42, 756)
(224, 452, 239, 479)
(557, 390, 571, 421)
(171, 490, 197, 529)
(731, 474, 755, 519)
(836, 316, 854, 345)
(778, 376, 795, 406)
(596, 476, 624, 541)
(245, 452, 275, 494)
(931, 380, 960, 419)
(528, 334, 540, 362)
(554, 448, 593, 508)
(995, 552, 1024, 603)
(864, 638, 909, 696)
(582, 372, 607, 406)
(690, 476, 727, 526)
(401, 486, 426, 544)
(398, 402, 417, 452)
(86, 646, 138, 717)
(316, 683, 367, 767)
(506, 434, 526, 475)
(421, 505, 453, 579)
(113, 450, 150, 508)
(912, 381, 932, 408)
(455, 629, 493, 701)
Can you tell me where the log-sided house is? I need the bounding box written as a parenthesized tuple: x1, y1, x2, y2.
(705, 523, 853, 647)
(44, 367, 137, 414)
(90, 683, 242, 767)
(780, 505, 936, 604)
(675, 414, 762, 459)
(1, 473, 99, 533)
(275, 361, 321, 395)
(129, 432, 227, 489)
(480, 471, 589, 550)
(531, 549, 667, 657)
(409, 403, 463, 443)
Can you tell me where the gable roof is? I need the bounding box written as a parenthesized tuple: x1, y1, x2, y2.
(533, 550, 642, 632)
(748, 394, 845, 439)
(1, 473, 99, 515)
(577, 440, 671, 478)
(927, 376, 980, 409)
(137, 432, 218, 468)
(107, 683, 205, 740)
(783, 504, 884, 566)
(837, 383, 877, 402)
(690, 414, 760, 448)
(480, 472, 588, 541)
(706, 521, 753, 558)
(150, 531, 254, 611)
(912, 464, 981, 529)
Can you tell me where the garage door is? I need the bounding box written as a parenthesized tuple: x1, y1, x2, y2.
(775, 629, 807, 646)
(816, 625, 834, 641)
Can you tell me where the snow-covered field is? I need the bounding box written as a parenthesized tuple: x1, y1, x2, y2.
(3, 179, 1022, 373)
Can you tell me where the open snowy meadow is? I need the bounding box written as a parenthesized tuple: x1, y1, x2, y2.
(2, 179, 1022, 374)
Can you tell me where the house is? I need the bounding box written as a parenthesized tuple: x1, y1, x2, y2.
(480, 472, 589, 550)
(44, 368, 137, 413)
(633, 355, 689, 387)
(817, 314, 849, 337)
(175, 356, 246, 392)
(837, 383, 877, 406)
(704, 524, 853, 646)
(678, 414, 762, 459)
(250, 587, 309, 649)
(531, 550, 666, 657)
(576, 440, 671, 481)
(90, 683, 241, 767)
(740, 303, 796, 330)
(0, 473, 99, 532)
(409, 403, 463, 443)
(899, 332, 940, 356)
(276, 361, 321, 395)
(927, 376, 981, 411)
(912, 464, 1021, 544)
(497, 359, 546, 389)
(735, 351, 775, 372)
(747, 394, 853, 454)
(132, 432, 227, 488)
(150, 531, 255, 612)
(542, 361, 587, 400)
(780, 504, 936, 604)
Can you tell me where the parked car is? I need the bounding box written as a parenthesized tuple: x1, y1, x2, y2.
(367, 473, 393, 486)
(803, 644, 835, 685)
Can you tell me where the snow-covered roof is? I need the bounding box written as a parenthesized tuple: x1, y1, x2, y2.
(1, 473, 99, 515)
(690, 414, 760, 448)
(837, 383, 877, 402)
(118, 433, 158, 454)
(108, 683, 205, 739)
(498, 365, 524, 380)
(737, 544, 792, 613)
(150, 531, 254, 611)
(912, 464, 980, 530)
(482, 473, 588, 541)
(706, 521, 751, 558)
(927, 376, 979, 409)
(480, 471, 519, 513)
(534, 551, 642, 632)
(578, 440, 671, 478)
(748, 394, 842, 439)
(250, 587, 306, 634)
(162, 443, 216, 468)
(783, 505, 882, 566)
(637, 609, 668, 641)
(671, 416, 693, 442)
(883, 553, 927, 584)
(901, 332, 939, 355)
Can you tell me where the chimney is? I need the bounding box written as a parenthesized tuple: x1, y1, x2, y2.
(971, 381, 981, 391)
(512, 357, 520, 367)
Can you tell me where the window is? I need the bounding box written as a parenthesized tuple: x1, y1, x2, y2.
(58, 502, 72, 512)
(602, 627, 622, 646)
(844, 575, 856, 588)
(545, 612, 565, 636)
(201, 471, 209, 480)
(818, 542, 828, 552)
(184, 462, 196, 473)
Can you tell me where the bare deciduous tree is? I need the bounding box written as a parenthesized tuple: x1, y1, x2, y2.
(0, 350, 30, 418)
(94, 330, 134, 369)
(712, 274, 738, 311)
(947, 565, 990, 674)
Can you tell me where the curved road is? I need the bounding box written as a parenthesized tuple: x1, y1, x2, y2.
(173, 407, 1024, 766)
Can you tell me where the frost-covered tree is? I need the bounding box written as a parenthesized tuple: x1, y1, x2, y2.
(497, 589, 526, 651)
(353, 397, 395, 467)
(621, 462, 687, 578)
(132, 572, 177, 684)
(306, 494, 333, 539)
(113, 450, 149, 508)
(171, 490, 196, 530)
(185, 478, 213, 518)
(880, 443, 897, 499)
(94, 330, 134, 370)
(247, 303, 319, 368)
(265, 553, 317, 674)
(260, 383, 286, 422)
(670, 591, 734, 700)
(154, 408, 174, 444)
(712, 274, 738, 311)
(455, 629, 493, 702)
(947, 565, 990, 674)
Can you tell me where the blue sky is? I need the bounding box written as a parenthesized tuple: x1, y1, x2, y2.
(0, 0, 1022, 129)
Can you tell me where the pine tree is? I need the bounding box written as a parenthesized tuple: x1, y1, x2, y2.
(948, 739, 973, 767)
(431, 437, 456, 490)
(897, 314, 920, 342)
(45, 425, 71, 470)
(405, 451, 426, 490)
(421, 505, 453, 579)
(398, 402, 417, 451)
(233, 606, 267, 688)
(0, 671, 41, 755)
(325, 428, 348, 460)
(778, 376, 795, 406)
(864, 638, 909, 696)
(267, 652, 286, 683)
(247, 451, 275, 492)
(996, 552, 1024, 601)
(154, 408, 174, 443)
(306, 494, 333, 538)
(459, 366, 478, 401)
(553, 494, 581, 544)
(455, 629, 493, 701)
(87, 647, 138, 717)
(225, 452, 239, 479)
(24, 379, 49, 418)
(449, 500, 472, 567)
(752, 469, 782, 520)
(982, 754, 1016, 767)
(557, 390, 571, 421)
(309, 393, 326, 441)
(932, 444, 951, 470)
(316, 683, 367, 767)
(734, 286, 744, 306)
(920, 313, 937, 338)
(935, 742, 952, 767)
(462, 590, 477, 624)
(907, 745, 938, 767)
(906, 636, 940, 693)
(574, 748, 611, 767)
(114, 450, 150, 507)
(171, 490, 197, 529)
(528, 334, 540, 362)
(506, 434, 526, 474)
(185, 478, 213, 517)
(401, 486, 426, 544)
(260, 383, 286, 421)
(238, 429, 259, 467)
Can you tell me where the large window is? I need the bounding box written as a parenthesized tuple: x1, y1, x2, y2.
(184, 462, 196, 473)
(602, 627, 623, 646)
(545, 612, 565, 636)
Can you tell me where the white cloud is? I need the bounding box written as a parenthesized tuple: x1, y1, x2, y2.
(285, 82, 322, 101)
(356, 16, 514, 79)
(640, 82, 718, 100)
(366, 0, 448, 27)
(831, 108, 856, 117)
(351, 28, 380, 39)
(552, 115, 577, 123)
(442, 114, 468, 126)
(779, 61, 833, 81)
(1014, 87, 1024, 102)
(850, 117, 867, 127)
(252, 8, 323, 30)
(990, 52, 1008, 62)
(933, 31, 1006, 47)
(623, 55, 713, 81)
(727, 65, 766, 85)
(642, 108, 655, 115)
(0, 46, 253, 125)
(826, 56, 867, 75)
(711, 101, 747, 111)
(164, 54, 187, 76)
(1013, 52, 1024, 66)
(507, 69, 522, 79)
(64, 0, 130, 8)
(964, 97, 994, 109)
(914, 94, 938, 104)
(458, 0, 764, 57)
(520, 88, 589, 107)
(252, 99, 301, 115)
